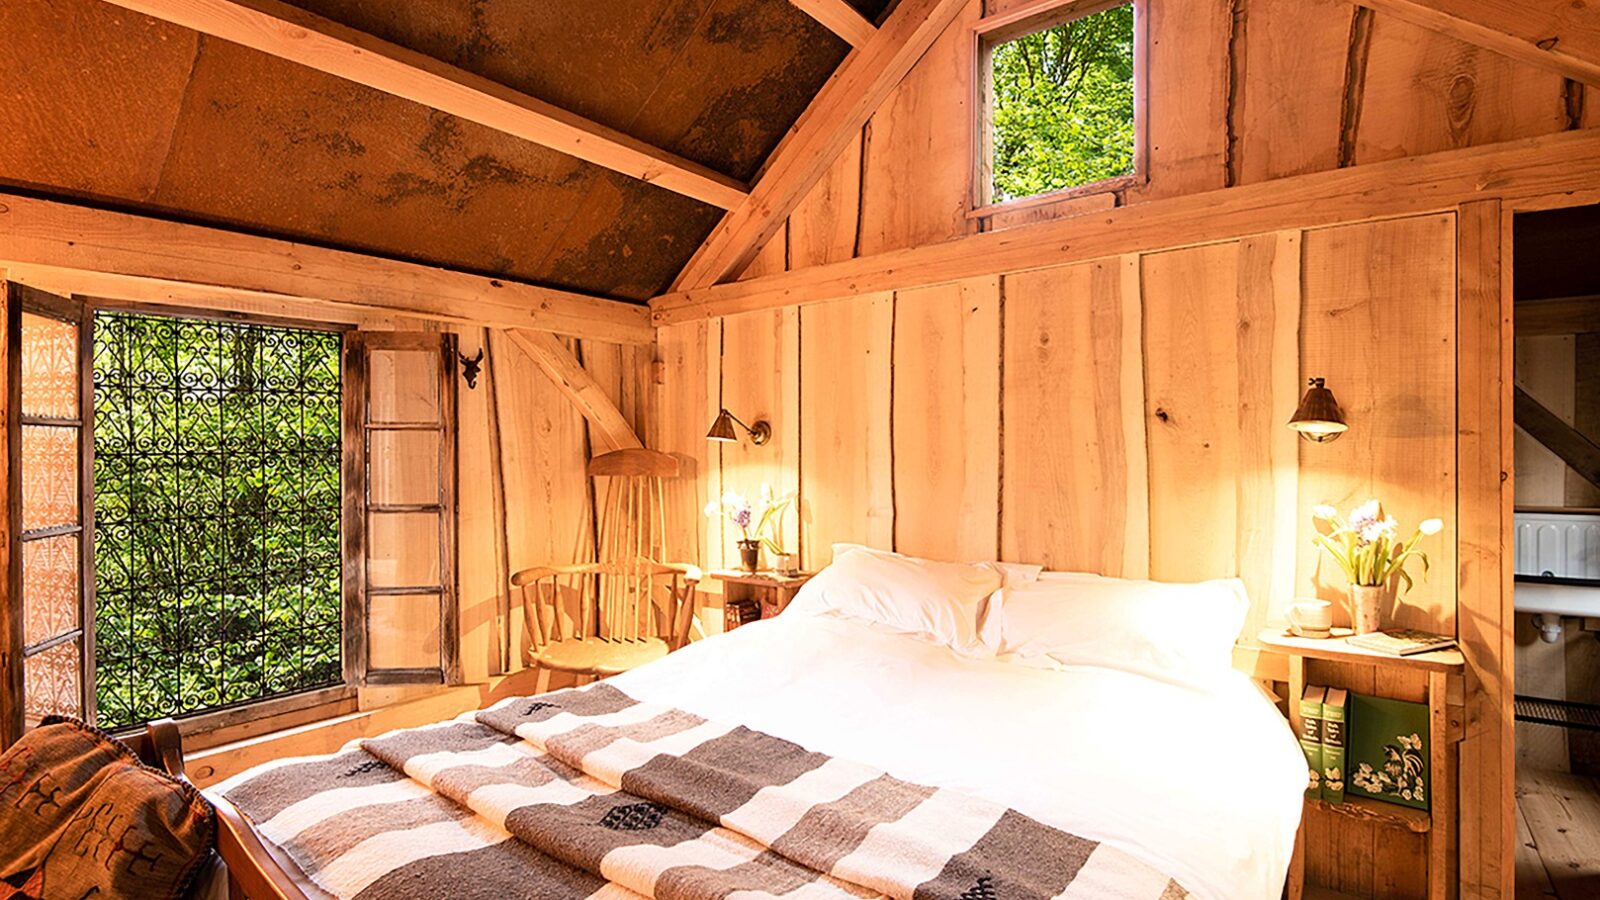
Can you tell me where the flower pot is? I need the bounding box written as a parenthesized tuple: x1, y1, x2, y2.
(1350, 584, 1385, 634)
(737, 539, 761, 573)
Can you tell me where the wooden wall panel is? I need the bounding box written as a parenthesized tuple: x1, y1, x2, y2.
(1142, 242, 1245, 581)
(798, 293, 894, 569)
(1001, 258, 1141, 574)
(654, 320, 715, 570)
(789, 131, 864, 269)
(1512, 335, 1576, 507)
(892, 277, 1001, 561)
(857, 3, 980, 255)
(1128, 0, 1231, 200)
(716, 309, 800, 570)
(1356, 14, 1570, 165)
(1232, 0, 1352, 183)
(1297, 214, 1458, 634)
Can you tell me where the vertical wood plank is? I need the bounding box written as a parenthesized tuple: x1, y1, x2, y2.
(1232, 0, 1353, 183)
(1143, 242, 1244, 581)
(1237, 231, 1303, 641)
(1127, 0, 1231, 200)
(789, 131, 864, 271)
(799, 293, 894, 568)
(1001, 259, 1128, 572)
(1, 282, 19, 746)
(1511, 335, 1576, 507)
(1456, 199, 1513, 900)
(719, 308, 801, 568)
(654, 320, 713, 570)
(1118, 254, 1150, 578)
(453, 328, 504, 681)
(1297, 215, 1457, 633)
(893, 276, 1001, 561)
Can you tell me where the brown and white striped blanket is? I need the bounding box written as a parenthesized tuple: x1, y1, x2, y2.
(217, 683, 1190, 899)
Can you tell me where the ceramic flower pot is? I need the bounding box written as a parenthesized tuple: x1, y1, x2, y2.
(737, 539, 761, 573)
(1350, 584, 1385, 634)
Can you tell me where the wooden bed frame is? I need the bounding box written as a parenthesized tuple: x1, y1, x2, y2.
(124, 720, 316, 900)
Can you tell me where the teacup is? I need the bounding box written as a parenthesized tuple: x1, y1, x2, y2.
(1287, 600, 1334, 638)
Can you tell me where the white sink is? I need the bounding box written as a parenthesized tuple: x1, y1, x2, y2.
(1515, 578, 1600, 641)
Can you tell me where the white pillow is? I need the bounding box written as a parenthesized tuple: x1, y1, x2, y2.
(983, 575, 1250, 684)
(829, 543, 1043, 587)
(786, 545, 1006, 656)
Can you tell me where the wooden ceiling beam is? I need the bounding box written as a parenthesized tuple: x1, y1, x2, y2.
(98, 0, 751, 210)
(1360, 0, 1600, 86)
(504, 330, 644, 452)
(670, 0, 971, 291)
(787, 0, 877, 48)
(651, 127, 1600, 323)
(1513, 295, 1600, 336)
(0, 192, 653, 344)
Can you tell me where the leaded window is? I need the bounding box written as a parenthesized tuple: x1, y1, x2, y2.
(91, 311, 344, 729)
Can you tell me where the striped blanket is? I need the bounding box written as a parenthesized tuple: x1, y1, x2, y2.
(217, 683, 1190, 899)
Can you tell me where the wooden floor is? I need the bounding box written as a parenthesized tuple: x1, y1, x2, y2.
(1516, 767, 1600, 899)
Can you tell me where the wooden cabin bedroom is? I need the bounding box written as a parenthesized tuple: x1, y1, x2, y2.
(1, 0, 1596, 897)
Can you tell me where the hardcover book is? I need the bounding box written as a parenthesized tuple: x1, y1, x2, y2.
(1298, 685, 1326, 800)
(1348, 694, 1430, 810)
(1321, 688, 1347, 804)
(1344, 628, 1456, 656)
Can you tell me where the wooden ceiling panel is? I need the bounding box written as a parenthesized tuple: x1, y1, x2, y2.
(0, 2, 197, 200)
(280, 0, 850, 181)
(145, 37, 717, 299)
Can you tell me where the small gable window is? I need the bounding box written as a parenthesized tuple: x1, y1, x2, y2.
(979, 1, 1140, 207)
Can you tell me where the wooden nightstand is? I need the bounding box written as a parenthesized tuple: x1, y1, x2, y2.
(711, 570, 815, 632)
(1258, 629, 1465, 900)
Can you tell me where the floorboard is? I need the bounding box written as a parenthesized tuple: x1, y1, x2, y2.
(1515, 767, 1600, 900)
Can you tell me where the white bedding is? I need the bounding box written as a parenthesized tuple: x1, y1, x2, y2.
(610, 611, 1306, 900)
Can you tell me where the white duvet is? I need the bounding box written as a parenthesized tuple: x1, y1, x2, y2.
(610, 611, 1306, 900)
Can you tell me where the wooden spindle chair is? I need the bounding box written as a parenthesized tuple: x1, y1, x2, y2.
(511, 448, 700, 692)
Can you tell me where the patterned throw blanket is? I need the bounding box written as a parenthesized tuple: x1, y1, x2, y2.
(219, 684, 1190, 899)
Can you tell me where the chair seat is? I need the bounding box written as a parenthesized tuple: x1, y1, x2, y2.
(529, 636, 671, 677)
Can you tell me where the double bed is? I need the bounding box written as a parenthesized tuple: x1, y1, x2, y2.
(203, 586, 1307, 900)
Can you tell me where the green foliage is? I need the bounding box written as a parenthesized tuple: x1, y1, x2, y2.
(989, 4, 1135, 202)
(92, 313, 343, 729)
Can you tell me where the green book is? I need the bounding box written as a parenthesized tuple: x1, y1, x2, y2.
(1348, 694, 1430, 810)
(1321, 688, 1348, 804)
(1298, 685, 1326, 801)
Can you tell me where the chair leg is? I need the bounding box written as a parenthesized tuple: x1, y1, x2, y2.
(535, 666, 552, 695)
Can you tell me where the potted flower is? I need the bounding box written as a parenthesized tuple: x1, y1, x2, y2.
(705, 486, 799, 572)
(755, 484, 799, 575)
(1311, 500, 1442, 634)
(706, 492, 760, 570)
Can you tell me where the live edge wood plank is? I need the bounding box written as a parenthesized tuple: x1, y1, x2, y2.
(1308, 796, 1433, 834)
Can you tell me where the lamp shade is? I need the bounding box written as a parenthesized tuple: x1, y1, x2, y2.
(1288, 377, 1347, 443)
(706, 408, 739, 442)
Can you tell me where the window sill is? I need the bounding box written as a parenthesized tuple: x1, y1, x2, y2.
(969, 173, 1140, 221)
(112, 684, 359, 754)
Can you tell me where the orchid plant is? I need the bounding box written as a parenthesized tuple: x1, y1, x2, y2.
(1311, 500, 1443, 594)
(704, 484, 798, 555)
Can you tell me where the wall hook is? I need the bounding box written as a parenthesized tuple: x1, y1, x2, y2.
(458, 348, 484, 389)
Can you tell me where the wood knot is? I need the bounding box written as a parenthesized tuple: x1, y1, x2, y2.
(1155, 408, 1170, 423)
(1537, 35, 1561, 50)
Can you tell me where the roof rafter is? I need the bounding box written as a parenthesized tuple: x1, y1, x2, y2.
(670, 0, 971, 291)
(1360, 0, 1600, 86)
(787, 0, 877, 48)
(99, 0, 752, 210)
(505, 330, 644, 452)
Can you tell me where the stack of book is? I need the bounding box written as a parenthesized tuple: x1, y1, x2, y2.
(1298, 684, 1347, 804)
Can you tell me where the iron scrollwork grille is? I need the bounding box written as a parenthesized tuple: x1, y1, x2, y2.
(92, 311, 344, 729)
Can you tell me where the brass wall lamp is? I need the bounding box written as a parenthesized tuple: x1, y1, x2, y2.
(1287, 376, 1347, 443)
(707, 408, 771, 445)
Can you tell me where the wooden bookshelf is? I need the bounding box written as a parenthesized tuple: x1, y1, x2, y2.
(1260, 629, 1464, 900)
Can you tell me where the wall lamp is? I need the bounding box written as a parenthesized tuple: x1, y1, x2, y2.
(707, 408, 771, 445)
(1287, 377, 1347, 443)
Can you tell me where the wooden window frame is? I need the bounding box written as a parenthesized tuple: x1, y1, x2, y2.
(969, 0, 1148, 219)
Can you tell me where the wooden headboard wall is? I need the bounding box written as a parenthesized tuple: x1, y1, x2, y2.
(654, 212, 1460, 649)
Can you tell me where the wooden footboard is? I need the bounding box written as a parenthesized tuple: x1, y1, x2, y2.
(124, 720, 315, 900)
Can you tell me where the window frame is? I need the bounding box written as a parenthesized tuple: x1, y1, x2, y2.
(86, 297, 359, 737)
(970, 0, 1148, 218)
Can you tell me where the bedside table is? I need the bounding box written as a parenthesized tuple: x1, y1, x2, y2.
(710, 570, 814, 631)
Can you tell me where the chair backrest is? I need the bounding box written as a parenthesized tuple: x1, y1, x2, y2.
(511, 449, 698, 652)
